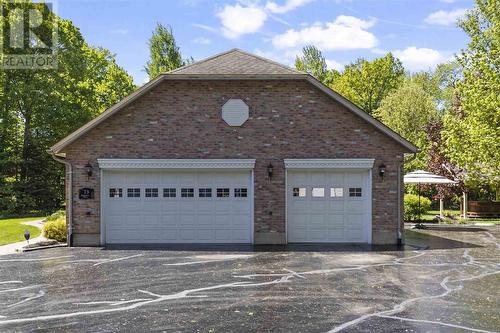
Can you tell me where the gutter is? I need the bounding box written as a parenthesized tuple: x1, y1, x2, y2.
(49, 151, 73, 247)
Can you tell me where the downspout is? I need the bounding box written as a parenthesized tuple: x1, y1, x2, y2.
(399, 152, 418, 246)
(397, 163, 402, 246)
(50, 151, 73, 247)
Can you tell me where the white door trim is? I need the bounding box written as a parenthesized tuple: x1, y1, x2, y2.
(97, 159, 256, 170)
(367, 169, 373, 244)
(100, 168, 105, 246)
(284, 158, 374, 169)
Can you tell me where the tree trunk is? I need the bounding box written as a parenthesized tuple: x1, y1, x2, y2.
(20, 106, 32, 181)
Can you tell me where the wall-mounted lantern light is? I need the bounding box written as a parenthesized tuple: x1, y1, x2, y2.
(378, 163, 386, 179)
(267, 163, 274, 179)
(84, 162, 93, 178)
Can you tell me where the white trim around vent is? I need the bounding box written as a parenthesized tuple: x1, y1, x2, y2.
(284, 159, 375, 169)
(97, 159, 256, 170)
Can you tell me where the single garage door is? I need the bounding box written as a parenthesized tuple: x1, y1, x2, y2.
(287, 170, 371, 243)
(102, 169, 253, 244)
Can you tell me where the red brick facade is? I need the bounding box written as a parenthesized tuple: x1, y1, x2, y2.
(62, 79, 409, 245)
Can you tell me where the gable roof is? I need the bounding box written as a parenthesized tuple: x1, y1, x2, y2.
(49, 49, 418, 154)
(169, 49, 302, 75)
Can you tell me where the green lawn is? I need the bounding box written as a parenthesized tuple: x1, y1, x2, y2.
(420, 210, 500, 224)
(0, 217, 44, 246)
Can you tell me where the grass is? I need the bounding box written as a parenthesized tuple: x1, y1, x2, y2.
(0, 217, 44, 246)
(419, 210, 500, 225)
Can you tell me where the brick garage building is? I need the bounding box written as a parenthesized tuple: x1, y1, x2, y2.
(50, 49, 417, 246)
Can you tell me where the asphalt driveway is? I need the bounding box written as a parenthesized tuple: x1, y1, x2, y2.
(0, 227, 499, 332)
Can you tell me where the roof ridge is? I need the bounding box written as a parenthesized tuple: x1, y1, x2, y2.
(167, 48, 241, 74)
(166, 48, 303, 75)
(231, 49, 304, 75)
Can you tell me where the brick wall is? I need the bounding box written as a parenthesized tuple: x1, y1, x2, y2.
(63, 79, 409, 245)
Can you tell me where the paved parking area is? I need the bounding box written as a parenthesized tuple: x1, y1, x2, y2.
(0, 227, 499, 332)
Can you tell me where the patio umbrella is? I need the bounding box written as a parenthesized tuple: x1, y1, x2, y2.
(404, 170, 457, 227)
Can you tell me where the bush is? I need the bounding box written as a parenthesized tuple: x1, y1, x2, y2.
(404, 194, 431, 221)
(42, 217, 67, 242)
(46, 210, 65, 222)
(443, 210, 457, 219)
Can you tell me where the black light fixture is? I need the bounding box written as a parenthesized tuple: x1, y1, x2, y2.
(378, 163, 386, 178)
(84, 162, 93, 177)
(267, 163, 274, 178)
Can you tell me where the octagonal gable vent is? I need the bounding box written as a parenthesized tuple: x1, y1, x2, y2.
(222, 99, 249, 126)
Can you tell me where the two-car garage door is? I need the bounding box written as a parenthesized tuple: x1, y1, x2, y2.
(102, 170, 253, 244)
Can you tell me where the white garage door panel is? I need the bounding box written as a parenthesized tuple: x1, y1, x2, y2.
(102, 170, 252, 244)
(287, 170, 371, 243)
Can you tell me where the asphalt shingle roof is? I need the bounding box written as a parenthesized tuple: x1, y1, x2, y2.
(169, 49, 303, 75)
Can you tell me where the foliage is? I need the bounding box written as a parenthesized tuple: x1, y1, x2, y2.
(46, 210, 66, 222)
(443, 210, 456, 219)
(42, 217, 67, 242)
(423, 120, 465, 199)
(404, 194, 431, 221)
(145, 23, 184, 79)
(329, 53, 405, 114)
(442, 0, 500, 187)
(0, 217, 43, 246)
(0, 1, 135, 215)
(410, 62, 462, 113)
(295, 45, 329, 83)
(374, 81, 439, 170)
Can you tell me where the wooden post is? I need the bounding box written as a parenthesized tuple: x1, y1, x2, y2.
(440, 198, 444, 218)
(462, 191, 468, 218)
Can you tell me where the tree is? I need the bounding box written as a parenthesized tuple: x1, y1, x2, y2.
(330, 53, 405, 114)
(374, 82, 439, 170)
(410, 62, 462, 113)
(0, 2, 135, 215)
(145, 24, 184, 79)
(424, 120, 465, 200)
(295, 45, 328, 83)
(442, 0, 500, 187)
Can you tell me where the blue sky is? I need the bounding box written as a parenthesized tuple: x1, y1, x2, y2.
(58, 0, 473, 85)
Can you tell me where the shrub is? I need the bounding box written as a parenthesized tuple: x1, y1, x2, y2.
(43, 217, 67, 242)
(443, 210, 459, 220)
(46, 210, 66, 222)
(404, 194, 431, 221)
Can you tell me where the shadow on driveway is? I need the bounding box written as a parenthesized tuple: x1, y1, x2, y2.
(103, 228, 483, 253)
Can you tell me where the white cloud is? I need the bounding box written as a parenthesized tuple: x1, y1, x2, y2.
(217, 4, 268, 39)
(325, 59, 343, 71)
(424, 8, 467, 26)
(193, 37, 211, 45)
(393, 46, 447, 71)
(192, 23, 218, 33)
(265, 0, 314, 14)
(272, 15, 377, 50)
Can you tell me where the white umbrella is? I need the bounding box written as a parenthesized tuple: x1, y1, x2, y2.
(404, 170, 457, 226)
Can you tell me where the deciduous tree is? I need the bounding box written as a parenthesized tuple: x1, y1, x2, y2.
(442, 0, 500, 187)
(145, 23, 184, 79)
(374, 82, 439, 170)
(295, 45, 328, 83)
(0, 2, 134, 214)
(330, 53, 405, 114)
